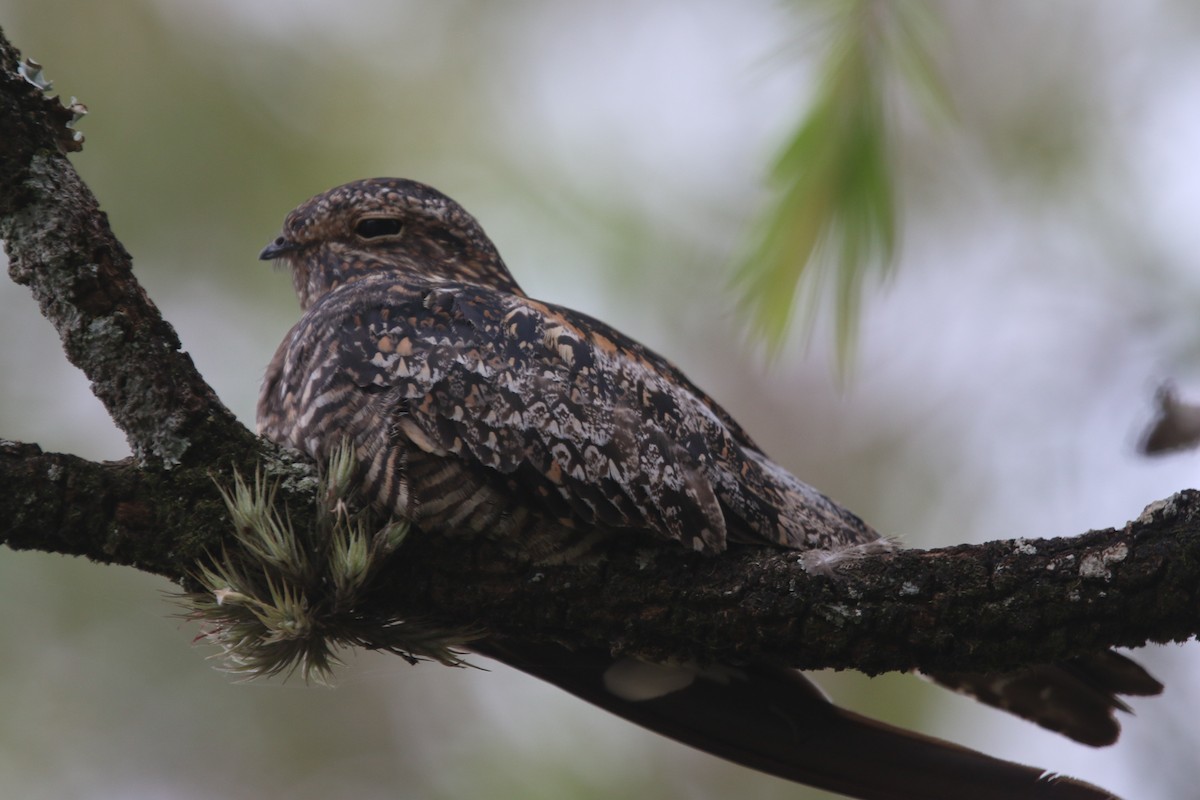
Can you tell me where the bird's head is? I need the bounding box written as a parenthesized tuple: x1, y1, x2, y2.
(260, 178, 521, 309)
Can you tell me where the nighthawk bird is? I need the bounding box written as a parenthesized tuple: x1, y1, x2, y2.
(257, 178, 1160, 800)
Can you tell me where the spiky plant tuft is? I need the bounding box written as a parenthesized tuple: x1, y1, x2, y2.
(179, 441, 477, 683)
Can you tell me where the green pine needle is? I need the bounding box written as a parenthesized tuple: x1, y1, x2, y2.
(736, 0, 950, 367)
(179, 441, 476, 683)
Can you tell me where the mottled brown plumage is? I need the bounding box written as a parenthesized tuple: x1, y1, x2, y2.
(257, 178, 1160, 800)
(258, 178, 880, 560)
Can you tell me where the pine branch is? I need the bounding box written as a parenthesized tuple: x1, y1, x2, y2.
(0, 24, 254, 467)
(1, 434, 1195, 676)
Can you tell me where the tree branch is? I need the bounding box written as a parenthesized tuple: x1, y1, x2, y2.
(2, 433, 1196, 676)
(0, 25, 255, 467)
(382, 494, 1196, 674)
(0, 23, 1195, 686)
(0, 439, 315, 577)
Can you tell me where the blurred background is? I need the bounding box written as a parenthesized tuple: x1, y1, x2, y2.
(2, 1, 1200, 798)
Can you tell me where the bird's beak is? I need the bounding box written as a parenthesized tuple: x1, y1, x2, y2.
(259, 236, 299, 261)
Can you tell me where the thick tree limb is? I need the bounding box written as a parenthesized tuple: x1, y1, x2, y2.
(0, 439, 316, 577)
(0, 24, 1195, 683)
(1, 434, 1196, 675)
(0, 26, 256, 467)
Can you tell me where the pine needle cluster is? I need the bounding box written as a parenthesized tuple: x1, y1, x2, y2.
(180, 443, 477, 683)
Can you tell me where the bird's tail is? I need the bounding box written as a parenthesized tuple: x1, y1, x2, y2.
(472, 639, 1121, 800)
(927, 650, 1162, 747)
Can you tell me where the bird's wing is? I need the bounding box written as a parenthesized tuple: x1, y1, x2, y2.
(473, 638, 1124, 800)
(305, 276, 879, 554)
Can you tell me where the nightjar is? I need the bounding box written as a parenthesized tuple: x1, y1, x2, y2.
(258, 178, 1159, 800)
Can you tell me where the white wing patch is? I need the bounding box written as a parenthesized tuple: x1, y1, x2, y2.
(602, 658, 750, 702)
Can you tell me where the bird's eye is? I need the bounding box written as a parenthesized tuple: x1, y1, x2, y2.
(354, 217, 405, 239)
